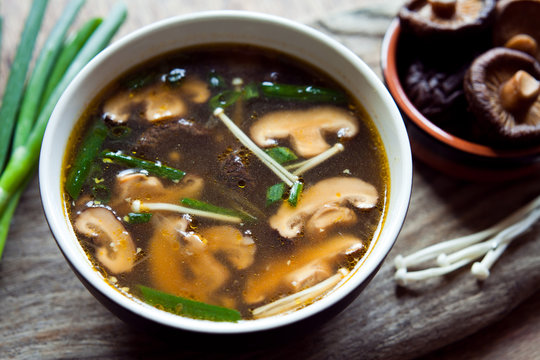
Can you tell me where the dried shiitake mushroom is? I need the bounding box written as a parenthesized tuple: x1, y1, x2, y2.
(398, 0, 496, 42)
(493, 0, 540, 61)
(464, 47, 540, 146)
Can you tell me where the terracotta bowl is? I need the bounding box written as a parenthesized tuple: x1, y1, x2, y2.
(39, 11, 412, 342)
(381, 19, 540, 181)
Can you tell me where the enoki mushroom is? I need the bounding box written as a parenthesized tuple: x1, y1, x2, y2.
(394, 194, 540, 285)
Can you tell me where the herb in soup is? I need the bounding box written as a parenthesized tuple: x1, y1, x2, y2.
(63, 44, 389, 321)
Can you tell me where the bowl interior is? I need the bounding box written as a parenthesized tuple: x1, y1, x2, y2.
(40, 11, 412, 334)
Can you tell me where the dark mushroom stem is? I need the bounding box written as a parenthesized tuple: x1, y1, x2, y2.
(499, 69, 540, 114)
(428, 0, 457, 19)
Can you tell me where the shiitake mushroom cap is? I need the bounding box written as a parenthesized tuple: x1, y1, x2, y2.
(464, 47, 540, 147)
(493, 0, 540, 61)
(399, 0, 496, 46)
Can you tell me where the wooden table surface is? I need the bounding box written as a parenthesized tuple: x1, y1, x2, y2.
(1, 1, 539, 359)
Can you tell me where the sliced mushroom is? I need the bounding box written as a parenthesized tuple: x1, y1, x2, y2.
(398, 0, 496, 42)
(305, 204, 358, 237)
(103, 83, 187, 124)
(464, 47, 540, 145)
(269, 177, 378, 239)
(109, 172, 204, 216)
(493, 0, 540, 61)
(74, 207, 137, 274)
(200, 225, 256, 269)
(244, 233, 363, 304)
(249, 106, 358, 158)
(179, 78, 211, 104)
(148, 215, 229, 303)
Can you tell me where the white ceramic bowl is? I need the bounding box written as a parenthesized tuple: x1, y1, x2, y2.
(40, 11, 412, 337)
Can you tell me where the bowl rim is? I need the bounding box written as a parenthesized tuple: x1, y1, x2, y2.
(40, 10, 412, 335)
(381, 18, 540, 159)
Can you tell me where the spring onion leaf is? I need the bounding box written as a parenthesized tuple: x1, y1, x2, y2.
(125, 212, 152, 224)
(0, 0, 48, 172)
(13, 0, 85, 151)
(209, 90, 242, 110)
(101, 151, 186, 182)
(260, 82, 347, 103)
(41, 17, 103, 108)
(208, 71, 225, 88)
(264, 147, 298, 164)
(287, 180, 303, 207)
(266, 182, 285, 206)
(65, 121, 108, 200)
(138, 285, 242, 322)
(181, 198, 256, 223)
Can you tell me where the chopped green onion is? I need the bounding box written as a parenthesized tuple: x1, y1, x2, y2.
(0, 0, 48, 172)
(266, 182, 286, 207)
(101, 150, 186, 182)
(125, 212, 152, 224)
(260, 82, 347, 103)
(181, 198, 256, 223)
(138, 285, 242, 322)
(242, 82, 260, 100)
(65, 120, 108, 200)
(264, 146, 298, 164)
(90, 183, 110, 203)
(287, 180, 303, 207)
(209, 90, 241, 110)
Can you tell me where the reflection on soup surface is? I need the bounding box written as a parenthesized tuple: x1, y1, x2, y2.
(63, 44, 389, 321)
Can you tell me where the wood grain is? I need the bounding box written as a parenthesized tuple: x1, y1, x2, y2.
(1, 1, 539, 359)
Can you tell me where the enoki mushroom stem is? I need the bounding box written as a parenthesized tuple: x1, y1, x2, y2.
(252, 268, 349, 318)
(394, 194, 540, 285)
(286, 143, 345, 175)
(213, 107, 298, 186)
(131, 199, 242, 223)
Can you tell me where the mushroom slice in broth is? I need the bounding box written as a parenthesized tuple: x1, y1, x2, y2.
(74, 207, 137, 274)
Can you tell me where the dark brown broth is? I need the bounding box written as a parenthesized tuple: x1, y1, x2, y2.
(64, 44, 389, 320)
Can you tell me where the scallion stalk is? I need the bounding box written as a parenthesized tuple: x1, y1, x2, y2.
(0, 0, 48, 172)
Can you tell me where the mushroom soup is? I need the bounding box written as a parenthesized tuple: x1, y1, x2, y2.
(62, 44, 389, 321)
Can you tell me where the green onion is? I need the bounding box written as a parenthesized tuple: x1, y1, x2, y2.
(138, 285, 242, 322)
(125, 212, 152, 224)
(181, 198, 256, 223)
(90, 183, 110, 203)
(287, 180, 303, 207)
(0, 0, 48, 172)
(101, 151, 186, 182)
(40, 17, 103, 108)
(12, 0, 85, 151)
(260, 82, 347, 103)
(209, 90, 242, 110)
(65, 121, 108, 200)
(0, 2, 128, 218)
(264, 146, 298, 164)
(266, 182, 286, 206)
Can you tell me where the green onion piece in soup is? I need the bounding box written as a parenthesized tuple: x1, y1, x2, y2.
(260, 82, 347, 103)
(124, 212, 152, 224)
(264, 146, 298, 164)
(65, 120, 108, 200)
(287, 180, 304, 207)
(138, 285, 242, 322)
(180, 198, 256, 223)
(266, 182, 286, 206)
(209, 90, 242, 110)
(101, 150, 185, 182)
